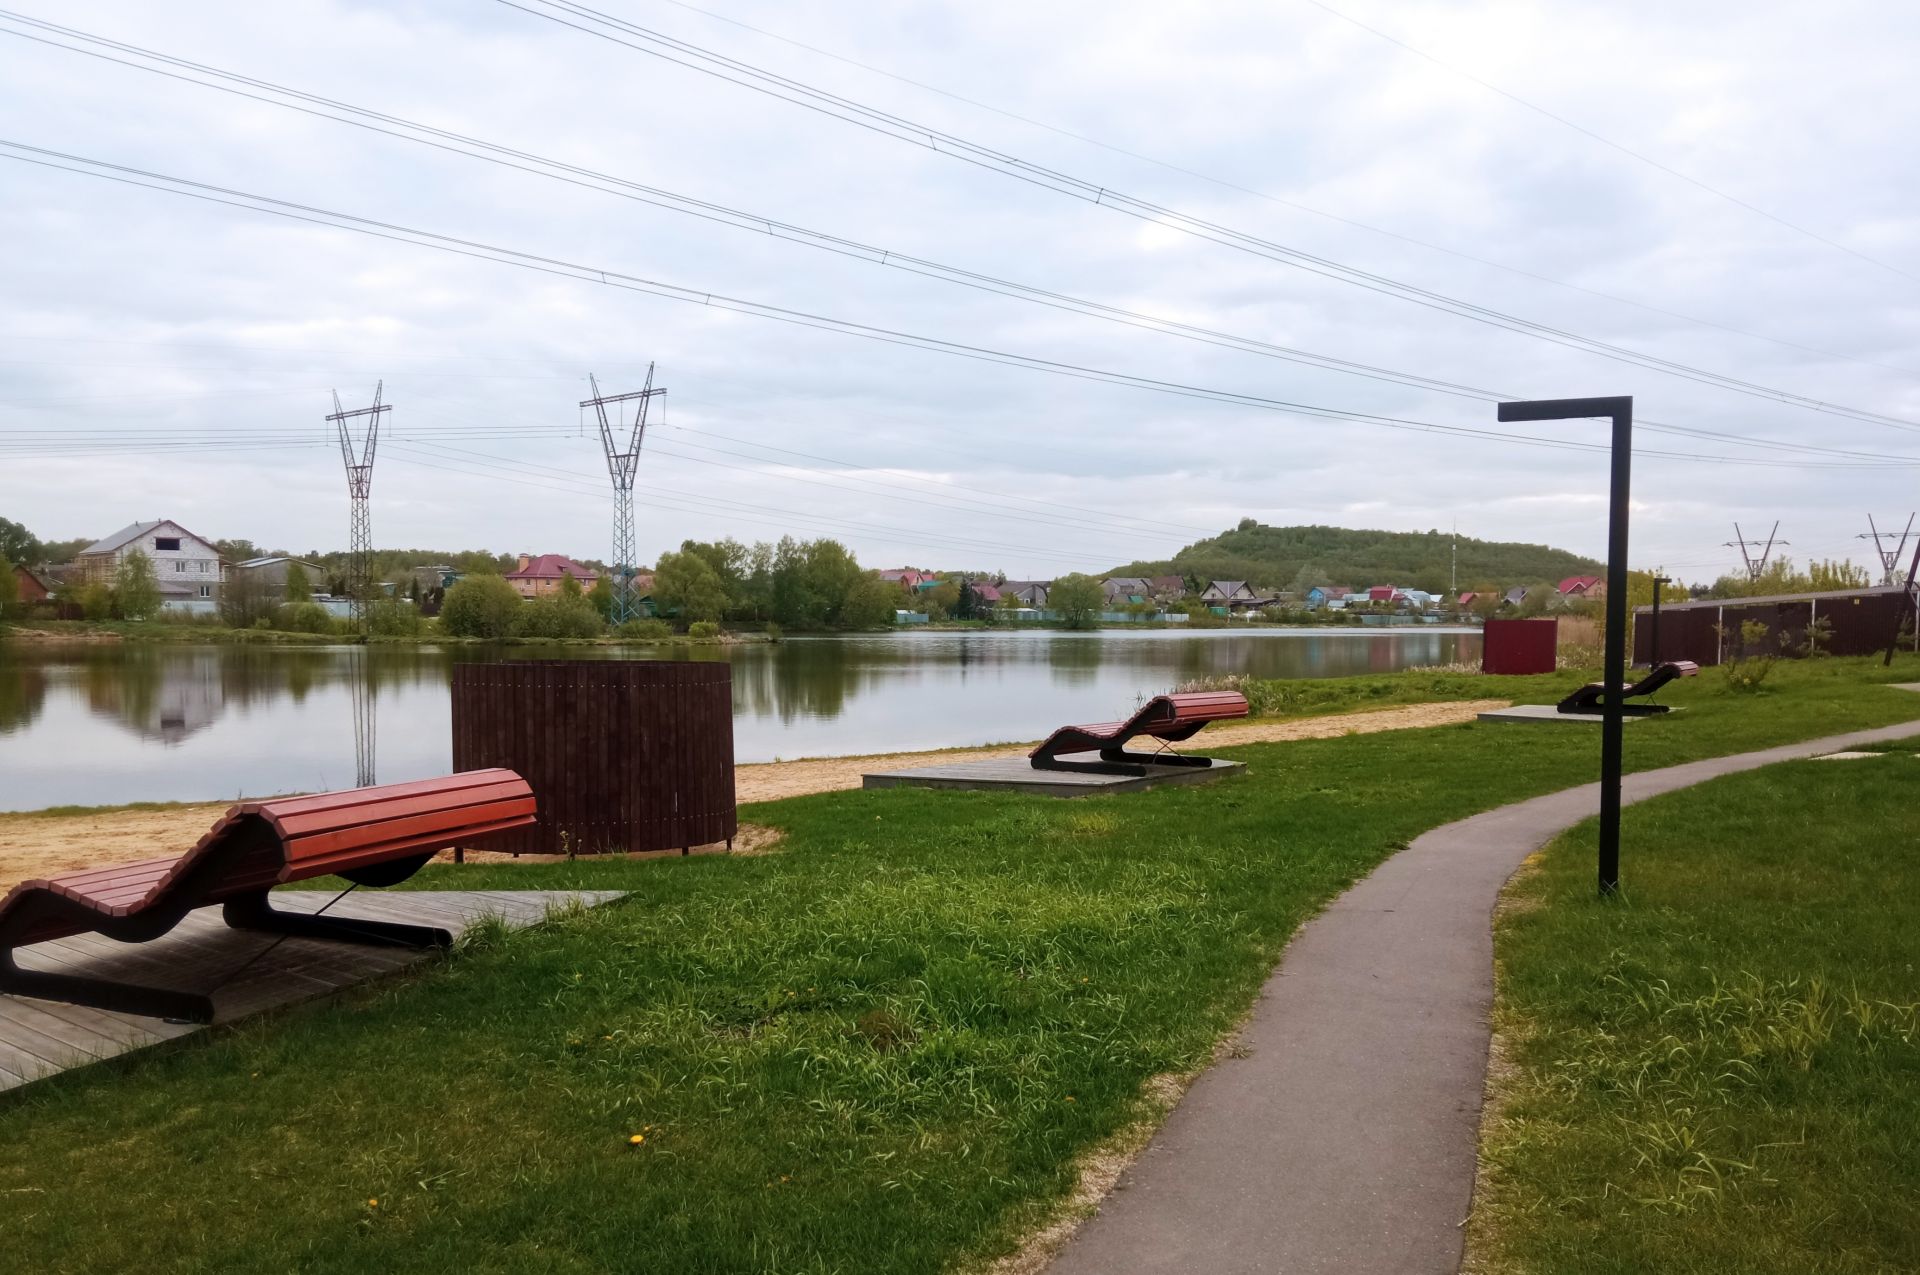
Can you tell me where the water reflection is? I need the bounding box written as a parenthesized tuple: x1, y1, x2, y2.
(0, 628, 1480, 810)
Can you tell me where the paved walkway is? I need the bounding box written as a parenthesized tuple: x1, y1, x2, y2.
(1049, 720, 1920, 1274)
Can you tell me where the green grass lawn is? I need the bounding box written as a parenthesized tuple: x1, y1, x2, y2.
(1468, 753, 1920, 1275)
(3, 658, 1919, 1272)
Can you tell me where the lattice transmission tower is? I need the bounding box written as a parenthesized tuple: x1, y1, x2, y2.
(582, 365, 665, 624)
(1724, 521, 1787, 585)
(328, 382, 390, 623)
(1858, 513, 1915, 585)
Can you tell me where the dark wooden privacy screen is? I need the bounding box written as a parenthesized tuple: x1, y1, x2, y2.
(451, 660, 736, 855)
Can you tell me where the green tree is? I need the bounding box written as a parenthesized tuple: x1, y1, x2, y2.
(80, 581, 113, 621)
(0, 518, 41, 565)
(919, 579, 959, 621)
(283, 561, 312, 603)
(0, 555, 17, 618)
(1050, 573, 1104, 630)
(653, 549, 730, 623)
(839, 572, 899, 629)
(113, 550, 162, 620)
(438, 575, 522, 638)
(586, 574, 616, 621)
(1810, 558, 1870, 591)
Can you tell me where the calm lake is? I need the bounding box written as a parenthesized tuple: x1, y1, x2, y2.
(0, 628, 1481, 812)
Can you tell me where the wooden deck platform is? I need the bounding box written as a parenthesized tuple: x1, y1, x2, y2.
(863, 755, 1244, 798)
(1476, 704, 1676, 724)
(0, 889, 621, 1094)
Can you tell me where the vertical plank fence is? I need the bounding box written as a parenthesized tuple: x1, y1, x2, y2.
(451, 660, 736, 855)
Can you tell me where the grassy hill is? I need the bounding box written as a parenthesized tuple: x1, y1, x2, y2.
(1110, 520, 1602, 595)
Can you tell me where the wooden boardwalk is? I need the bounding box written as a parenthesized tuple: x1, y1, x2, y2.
(0, 889, 621, 1094)
(863, 756, 1244, 798)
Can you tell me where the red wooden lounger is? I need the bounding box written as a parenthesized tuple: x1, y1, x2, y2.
(1557, 660, 1700, 715)
(0, 769, 535, 1023)
(1031, 691, 1250, 775)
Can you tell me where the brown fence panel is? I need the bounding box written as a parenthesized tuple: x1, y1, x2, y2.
(451, 660, 736, 855)
(1482, 618, 1558, 674)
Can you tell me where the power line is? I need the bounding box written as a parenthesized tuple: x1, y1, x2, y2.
(4, 14, 1916, 468)
(16, 13, 1903, 468)
(630, 0, 1920, 378)
(1301, 0, 1918, 285)
(494, 0, 1920, 433)
(6, 138, 1913, 475)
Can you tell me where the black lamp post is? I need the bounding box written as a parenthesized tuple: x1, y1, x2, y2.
(1649, 574, 1671, 665)
(1497, 396, 1633, 896)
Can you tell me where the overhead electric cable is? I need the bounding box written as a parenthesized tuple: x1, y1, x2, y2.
(3, 13, 1914, 462)
(631, 0, 1920, 377)
(1301, 0, 1918, 285)
(494, 0, 1920, 431)
(3, 138, 1912, 473)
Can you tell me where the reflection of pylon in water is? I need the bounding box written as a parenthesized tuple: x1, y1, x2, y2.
(350, 649, 376, 789)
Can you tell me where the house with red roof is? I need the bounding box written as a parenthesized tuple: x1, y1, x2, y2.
(1557, 575, 1605, 598)
(504, 553, 598, 599)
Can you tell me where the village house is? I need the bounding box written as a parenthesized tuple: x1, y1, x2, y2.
(1103, 577, 1153, 605)
(11, 563, 53, 606)
(503, 553, 597, 599)
(1305, 585, 1355, 609)
(969, 582, 1003, 606)
(1200, 580, 1258, 608)
(1004, 580, 1050, 607)
(1558, 575, 1605, 598)
(231, 556, 322, 592)
(74, 520, 225, 614)
(1147, 574, 1187, 601)
(879, 568, 938, 590)
(1503, 585, 1530, 608)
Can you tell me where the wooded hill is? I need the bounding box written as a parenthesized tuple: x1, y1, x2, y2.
(1109, 521, 1602, 595)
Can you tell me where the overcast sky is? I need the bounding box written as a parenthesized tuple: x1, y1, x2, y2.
(2, 0, 1916, 583)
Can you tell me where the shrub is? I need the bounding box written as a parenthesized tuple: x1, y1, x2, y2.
(688, 620, 721, 639)
(1719, 619, 1776, 692)
(364, 597, 422, 637)
(763, 621, 783, 643)
(513, 592, 605, 640)
(615, 617, 673, 640)
(439, 575, 522, 639)
(274, 602, 336, 634)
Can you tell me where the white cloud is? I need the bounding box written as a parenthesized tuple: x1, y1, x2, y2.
(0, 0, 1915, 580)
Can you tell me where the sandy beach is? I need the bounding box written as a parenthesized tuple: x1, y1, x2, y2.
(0, 699, 1504, 891)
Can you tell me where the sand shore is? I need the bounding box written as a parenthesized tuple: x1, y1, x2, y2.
(0, 700, 1504, 891)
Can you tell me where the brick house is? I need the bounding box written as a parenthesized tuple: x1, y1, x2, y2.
(504, 553, 598, 599)
(75, 519, 224, 613)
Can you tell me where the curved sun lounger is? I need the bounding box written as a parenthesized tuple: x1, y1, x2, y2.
(1557, 660, 1699, 715)
(1031, 691, 1250, 775)
(0, 770, 535, 1022)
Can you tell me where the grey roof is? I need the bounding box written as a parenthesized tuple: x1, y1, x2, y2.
(1207, 580, 1250, 593)
(80, 520, 167, 556)
(234, 556, 319, 571)
(80, 519, 217, 557)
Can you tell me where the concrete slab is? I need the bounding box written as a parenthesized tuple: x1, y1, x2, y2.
(1477, 703, 1675, 724)
(863, 755, 1243, 798)
(1046, 718, 1920, 1275)
(0, 889, 622, 1094)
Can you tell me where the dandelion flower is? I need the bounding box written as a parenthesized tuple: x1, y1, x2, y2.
(367, 1198, 379, 1208)
(629, 1133, 646, 1146)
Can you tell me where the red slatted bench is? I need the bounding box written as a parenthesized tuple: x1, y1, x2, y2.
(1031, 691, 1250, 775)
(1557, 659, 1700, 715)
(0, 769, 535, 1023)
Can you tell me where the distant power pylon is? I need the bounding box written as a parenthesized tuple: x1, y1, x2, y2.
(582, 365, 665, 624)
(328, 382, 390, 622)
(1724, 521, 1788, 584)
(1857, 513, 1915, 585)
